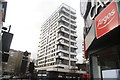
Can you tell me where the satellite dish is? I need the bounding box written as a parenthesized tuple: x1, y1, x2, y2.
(61, 28, 64, 31)
(60, 39, 64, 43)
(58, 53, 63, 56)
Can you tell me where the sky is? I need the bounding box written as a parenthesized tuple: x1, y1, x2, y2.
(4, 0, 84, 63)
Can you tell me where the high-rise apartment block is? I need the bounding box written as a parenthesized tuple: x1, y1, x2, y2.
(36, 3, 78, 76)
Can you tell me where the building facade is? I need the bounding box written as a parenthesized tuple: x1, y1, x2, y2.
(36, 3, 80, 78)
(2, 49, 23, 76)
(80, 0, 120, 79)
(0, 0, 7, 77)
(2, 49, 31, 77)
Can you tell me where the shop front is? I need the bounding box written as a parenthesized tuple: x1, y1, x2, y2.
(80, 0, 120, 79)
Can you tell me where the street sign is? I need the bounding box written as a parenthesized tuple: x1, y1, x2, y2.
(95, 1, 119, 38)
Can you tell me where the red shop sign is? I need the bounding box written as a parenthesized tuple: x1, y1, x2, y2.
(95, 1, 119, 39)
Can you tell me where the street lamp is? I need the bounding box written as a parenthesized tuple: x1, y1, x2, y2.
(1, 25, 13, 53)
(0, 25, 13, 77)
(2, 27, 7, 31)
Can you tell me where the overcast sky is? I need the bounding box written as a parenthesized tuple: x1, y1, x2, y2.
(4, 0, 84, 63)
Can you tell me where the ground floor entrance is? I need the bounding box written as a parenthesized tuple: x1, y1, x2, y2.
(37, 70, 89, 80)
(90, 44, 120, 80)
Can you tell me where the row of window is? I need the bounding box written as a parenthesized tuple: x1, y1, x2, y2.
(37, 53, 44, 58)
(49, 23, 57, 34)
(46, 58, 54, 63)
(39, 62, 56, 67)
(46, 53, 56, 59)
(40, 37, 56, 52)
(38, 61, 45, 64)
(49, 13, 59, 25)
(38, 60, 75, 67)
(46, 49, 56, 55)
(41, 22, 56, 40)
(38, 53, 55, 64)
(40, 37, 47, 47)
(48, 41, 55, 47)
(57, 45, 76, 53)
(39, 47, 55, 56)
(39, 41, 56, 56)
(40, 50, 45, 54)
(41, 13, 58, 38)
(47, 45, 55, 50)
(37, 57, 44, 61)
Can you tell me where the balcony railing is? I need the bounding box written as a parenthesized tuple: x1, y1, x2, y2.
(60, 7, 76, 18)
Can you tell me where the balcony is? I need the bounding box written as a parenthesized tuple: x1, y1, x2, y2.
(57, 45, 69, 53)
(70, 57, 78, 62)
(57, 35, 76, 43)
(59, 14, 76, 26)
(71, 33, 77, 38)
(71, 23, 77, 28)
(59, 17, 77, 27)
(60, 16, 69, 22)
(57, 36, 69, 43)
(56, 52, 69, 58)
(56, 46, 77, 55)
(60, 16, 76, 25)
(57, 38, 77, 49)
(58, 20, 69, 27)
(58, 23, 69, 31)
(57, 31, 69, 40)
(59, 7, 76, 19)
(70, 36, 76, 42)
(70, 52, 77, 56)
(56, 40, 69, 47)
(70, 47, 77, 53)
(61, 5, 75, 14)
(70, 44, 78, 49)
(57, 27, 69, 35)
(56, 57, 69, 66)
(56, 55, 69, 61)
(71, 19, 76, 24)
(58, 21, 77, 35)
(58, 28, 77, 40)
(56, 49, 69, 55)
(71, 15, 76, 20)
(70, 25, 76, 31)
(47, 67, 70, 72)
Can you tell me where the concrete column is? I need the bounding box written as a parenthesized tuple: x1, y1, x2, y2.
(0, 1, 3, 77)
(0, 52, 2, 77)
(0, 11, 2, 77)
(0, 22, 2, 77)
(90, 56, 101, 80)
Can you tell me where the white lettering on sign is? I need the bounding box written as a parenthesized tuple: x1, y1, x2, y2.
(98, 9, 115, 25)
(97, 9, 115, 29)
